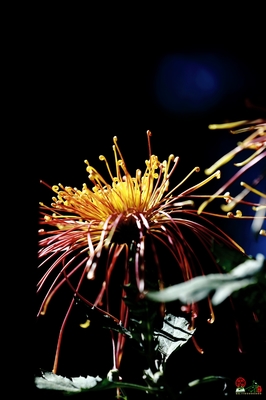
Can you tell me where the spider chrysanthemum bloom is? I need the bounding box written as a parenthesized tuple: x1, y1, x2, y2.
(199, 119, 266, 236)
(38, 131, 247, 374)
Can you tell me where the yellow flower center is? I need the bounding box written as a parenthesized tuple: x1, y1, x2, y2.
(49, 132, 178, 222)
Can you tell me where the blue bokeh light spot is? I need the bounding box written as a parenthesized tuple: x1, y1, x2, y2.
(154, 53, 243, 115)
(195, 68, 216, 91)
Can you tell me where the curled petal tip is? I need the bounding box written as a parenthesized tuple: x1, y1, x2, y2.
(204, 152, 236, 175)
(79, 319, 91, 329)
(208, 120, 248, 130)
(197, 200, 209, 215)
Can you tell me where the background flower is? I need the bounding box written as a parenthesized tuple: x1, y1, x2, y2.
(199, 120, 266, 237)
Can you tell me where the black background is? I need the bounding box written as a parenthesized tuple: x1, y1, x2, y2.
(19, 8, 266, 398)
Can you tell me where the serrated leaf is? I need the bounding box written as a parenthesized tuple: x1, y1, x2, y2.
(146, 254, 265, 306)
(154, 314, 195, 361)
(35, 370, 164, 396)
(35, 372, 102, 393)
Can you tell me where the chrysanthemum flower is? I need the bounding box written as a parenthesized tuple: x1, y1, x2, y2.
(199, 120, 266, 237)
(38, 131, 249, 374)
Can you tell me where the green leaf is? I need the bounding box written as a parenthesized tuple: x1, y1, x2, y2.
(35, 370, 164, 396)
(146, 254, 265, 306)
(35, 372, 103, 394)
(154, 314, 195, 362)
